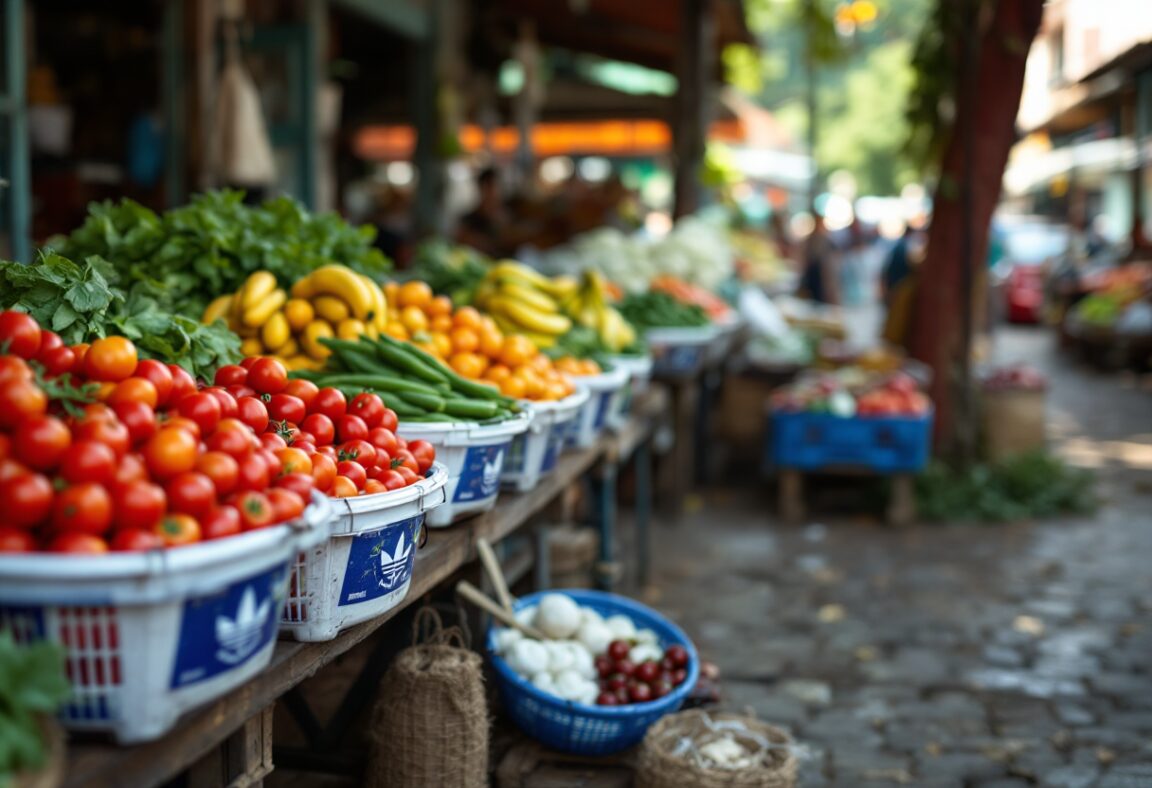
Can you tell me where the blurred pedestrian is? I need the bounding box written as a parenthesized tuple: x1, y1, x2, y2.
(456, 167, 510, 257)
(798, 214, 842, 305)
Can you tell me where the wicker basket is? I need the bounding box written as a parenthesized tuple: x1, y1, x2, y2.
(636, 710, 797, 788)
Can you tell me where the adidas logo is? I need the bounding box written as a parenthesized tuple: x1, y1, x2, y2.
(378, 532, 413, 590)
(482, 449, 504, 490)
(215, 586, 271, 665)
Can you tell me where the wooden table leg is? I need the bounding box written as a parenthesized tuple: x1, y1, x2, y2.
(188, 705, 274, 788)
(888, 474, 916, 526)
(779, 470, 804, 523)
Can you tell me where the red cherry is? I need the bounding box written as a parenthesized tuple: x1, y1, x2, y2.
(650, 679, 673, 699)
(664, 645, 689, 668)
(614, 658, 636, 677)
(595, 656, 614, 679)
(607, 640, 630, 661)
(596, 692, 619, 706)
(635, 661, 661, 683)
(628, 682, 653, 703)
(672, 668, 688, 686)
(606, 673, 628, 691)
(614, 686, 631, 705)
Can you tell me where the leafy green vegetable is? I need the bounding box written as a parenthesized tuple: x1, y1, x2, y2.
(618, 291, 711, 330)
(406, 239, 490, 303)
(0, 632, 69, 781)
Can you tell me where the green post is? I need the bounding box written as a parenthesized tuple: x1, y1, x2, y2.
(162, 0, 186, 207)
(4, 0, 30, 262)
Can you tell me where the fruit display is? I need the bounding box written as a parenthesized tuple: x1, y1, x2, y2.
(618, 291, 711, 331)
(771, 369, 930, 418)
(204, 265, 388, 370)
(472, 261, 576, 349)
(406, 239, 491, 304)
(556, 269, 639, 354)
(649, 276, 732, 321)
(982, 365, 1047, 392)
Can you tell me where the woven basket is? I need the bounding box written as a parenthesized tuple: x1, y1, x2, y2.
(636, 710, 797, 788)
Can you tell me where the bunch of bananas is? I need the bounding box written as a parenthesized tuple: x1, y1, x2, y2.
(560, 270, 637, 353)
(202, 265, 388, 369)
(472, 261, 576, 349)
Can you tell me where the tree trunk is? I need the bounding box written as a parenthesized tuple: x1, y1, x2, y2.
(909, 0, 1044, 459)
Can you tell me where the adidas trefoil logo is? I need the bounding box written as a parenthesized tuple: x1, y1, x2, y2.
(378, 532, 413, 590)
(215, 586, 271, 665)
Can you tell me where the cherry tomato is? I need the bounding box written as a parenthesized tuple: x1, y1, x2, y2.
(329, 476, 359, 498)
(247, 357, 288, 394)
(112, 453, 149, 487)
(267, 488, 306, 522)
(161, 416, 202, 441)
(70, 343, 90, 375)
(142, 426, 199, 479)
(396, 466, 420, 486)
(201, 506, 242, 540)
(167, 364, 197, 404)
(176, 392, 222, 436)
(0, 379, 47, 429)
(349, 393, 385, 429)
(335, 414, 369, 444)
(203, 387, 238, 419)
(2, 473, 54, 528)
(0, 528, 36, 552)
(309, 453, 337, 491)
(36, 330, 63, 356)
(112, 480, 166, 531)
(240, 356, 261, 370)
(165, 472, 216, 517)
(267, 393, 306, 424)
(226, 383, 257, 400)
(39, 345, 76, 377)
(378, 469, 407, 491)
(0, 458, 26, 482)
(14, 415, 71, 471)
(53, 483, 113, 535)
(236, 453, 271, 491)
(84, 336, 137, 382)
(407, 440, 436, 473)
(363, 479, 387, 495)
(0, 355, 33, 384)
(214, 365, 249, 387)
(0, 433, 8, 460)
(301, 413, 335, 446)
(157, 514, 201, 547)
(207, 427, 256, 459)
(111, 529, 165, 552)
(317, 445, 339, 461)
(112, 401, 158, 446)
(393, 448, 419, 474)
(275, 447, 312, 476)
(259, 432, 287, 452)
(368, 427, 400, 457)
(336, 460, 367, 489)
(293, 440, 317, 456)
(196, 451, 240, 496)
(48, 533, 108, 554)
(274, 471, 314, 498)
(59, 440, 117, 485)
(379, 408, 399, 432)
(339, 439, 376, 469)
(0, 310, 42, 359)
(235, 491, 275, 530)
(258, 448, 283, 477)
(282, 379, 319, 410)
(311, 388, 347, 421)
(74, 415, 131, 458)
(134, 359, 175, 406)
(106, 377, 159, 409)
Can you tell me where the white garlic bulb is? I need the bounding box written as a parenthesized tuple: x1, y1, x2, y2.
(492, 628, 523, 655)
(507, 638, 549, 676)
(629, 643, 663, 664)
(576, 619, 613, 656)
(605, 614, 637, 640)
(536, 594, 582, 639)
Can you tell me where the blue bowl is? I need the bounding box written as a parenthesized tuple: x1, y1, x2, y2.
(486, 589, 699, 755)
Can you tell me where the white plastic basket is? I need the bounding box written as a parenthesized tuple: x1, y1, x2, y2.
(603, 353, 654, 394)
(399, 412, 531, 527)
(645, 325, 721, 378)
(501, 388, 589, 493)
(0, 496, 332, 744)
(566, 365, 630, 449)
(281, 464, 449, 642)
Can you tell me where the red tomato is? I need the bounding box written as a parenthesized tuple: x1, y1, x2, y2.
(167, 363, 197, 404)
(267, 393, 306, 424)
(235, 396, 270, 434)
(177, 392, 222, 436)
(226, 383, 257, 400)
(309, 453, 337, 491)
(407, 440, 435, 473)
(0, 528, 36, 552)
(396, 466, 420, 486)
(157, 514, 201, 547)
(134, 359, 174, 406)
(59, 440, 117, 485)
(203, 387, 238, 419)
(0, 458, 26, 482)
(0, 311, 42, 359)
(335, 414, 369, 444)
(363, 479, 387, 495)
(276, 447, 312, 476)
(112, 453, 149, 487)
(39, 345, 76, 377)
(379, 408, 399, 432)
(196, 451, 240, 496)
(214, 364, 249, 387)
(317, 445, 339, 461)
(282, 379, 319, 409)
(0, 433, 8, 460)
(70, 343, 90, 375)
(301, 413, 335, 446)
(84, 336, 138, 382)
(142, 426, 199, 479)
(201, 506, 242, 540)
(112, 401, 158, 446)
(2, 473, 54, 528)
(0, 356, 33, 384)
(0, 379, 47, 429)
(368, 427, 400, 457)
(72, 416, 132, 460)
(311, 388, 347, 420)
(349, 393, 385, 428)
(259, 432, 287, 452)
(165, 472, 217, 517)
(393, 448, 419, 474)
(235, 491, 275, 530)
(160, 416, 201, 441)
(112, 480, 166, 531)
(329, 476, 359, 498)
(106, 377, 159, 409)
(36, 330, 63, 356)
(13, 415, 71, 471)
(258, 448, 283, 477)
(207, 427, 256, 459)
(267, 488, 306, 522)
(239, 356, 260, 370)
(274, 472, 315, 500)
(336, 460, 367, 489)
(236, 453, 271, 491)
(378, 469, 407, 491)
(48, 533, 108, 554)
(111, 529, 165, 552)
(339, 439, 377, 468)
(53, 483, 113, 535)
(293, 440, 317, 456)
(247, 357, 288, 395)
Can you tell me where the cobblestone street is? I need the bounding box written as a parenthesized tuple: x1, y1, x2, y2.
(646, 327, 1152, 787)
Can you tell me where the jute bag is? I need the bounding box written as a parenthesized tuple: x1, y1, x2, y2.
(365, 608, 489, 788)
(636, 710, 797, 788)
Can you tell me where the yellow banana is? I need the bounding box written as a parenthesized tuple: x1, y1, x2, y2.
(306, 265, 374, 320)
(240, 337, 264, 356)
(313, 295, 351, 324)
(241, 271, 278, 311)
(290, 273, 316, 299)
(496, 281, 560, 313)
(487, 295, 572, 335)
(365, 322, 380, 340)
(542, 275, 580, 299)
(489, 313, 558, 349)
(355, 273, 388, 331)
(284, 298, 315, 332)
(301, 320, 334, 360)
(491, 260, 554, 291)
(242, 288, 287, 328)
(260, 311, 291, 351)
(283, 354, 322, 371)
(337, 318, 367, 340)
(202, 294, 233, 325)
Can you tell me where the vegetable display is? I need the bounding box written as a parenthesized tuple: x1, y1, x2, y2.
(618, 292, 711, 331)
(650, 276, 732, 320)
(472, 262, 576, 348)
(406, 239, 491, 304)
(771, 369, 930, 417)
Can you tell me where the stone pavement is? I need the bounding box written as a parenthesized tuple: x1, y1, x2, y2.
(643, 327, 1152, 787)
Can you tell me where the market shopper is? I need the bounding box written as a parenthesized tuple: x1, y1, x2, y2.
(798, 214, 842, 305)
(457, 167, 511, 257)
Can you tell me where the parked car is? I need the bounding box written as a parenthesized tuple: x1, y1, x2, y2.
(990, 217, 1070, 324)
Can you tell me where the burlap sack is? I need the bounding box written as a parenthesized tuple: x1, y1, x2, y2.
(365, 609, 489, 788)
(636, 710, 797, 788)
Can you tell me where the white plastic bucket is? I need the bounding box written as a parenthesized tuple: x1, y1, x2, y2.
(566, 365, 630, 449)
(645, 325, 720, 377)
(281, 464, 449, 642)
(0, 496, 332, 744)
(400, 412, 531, 527)
(501, 388, 589, 493)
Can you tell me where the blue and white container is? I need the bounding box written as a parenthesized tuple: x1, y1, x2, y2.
(0, 496, 332, 744)
(501, 388, 589, 493)
(280, 464, 449, 642)
(645, 325, 720, 378)
(567, 365, 630, 449)
(400, 412, 531, 527)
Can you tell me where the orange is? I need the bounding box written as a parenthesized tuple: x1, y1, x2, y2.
(414, 340, 440, 358)
(450, 327, 479, 353)
(400, 305, 429, 334)
(499, 376, 527, 398)
(431, 332, 453, 358)
(499, 335, 536, 368)
(383, 281, 399, 306)
(581, 359, 601, 375)
(544, 381, 569, 401)
(452, 306, 483, 330)
(513, 367, 545, 399)
(428, 295, 453, 317)
(478, 326, 504, 358)
(430, 314, 454, 333)
(397, 281, 433, 309)
(384, 322, 410, 341)
(484, 364, 512, 383)
(449, 352, 487, 379)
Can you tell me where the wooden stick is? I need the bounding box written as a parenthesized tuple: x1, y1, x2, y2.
(455, 580, 548, 640)
(477, 537, 515, 613)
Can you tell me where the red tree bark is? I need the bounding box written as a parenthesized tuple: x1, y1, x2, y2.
(910, 0, 1044, 457)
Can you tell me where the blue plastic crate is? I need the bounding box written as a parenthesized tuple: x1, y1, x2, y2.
(768, 409, 933, 473)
